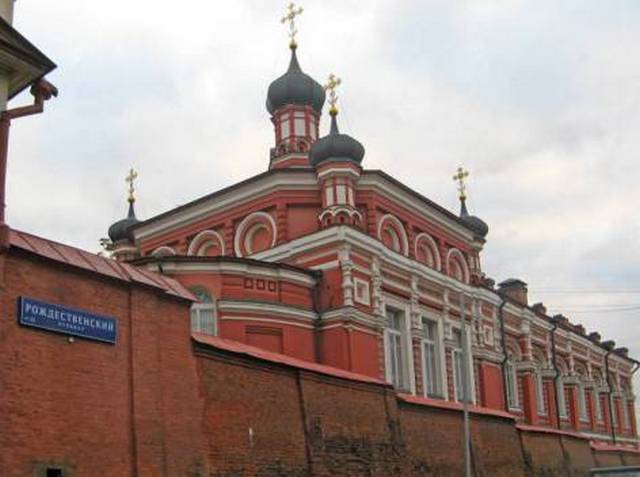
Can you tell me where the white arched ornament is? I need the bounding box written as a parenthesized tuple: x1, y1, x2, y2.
(187, 229, 226, 256)
(445, 248, 470, 284)
(377, 213, 409, 256)
(151, 245, 176, 258)
(234, 211, 277, 257)
(414, 232, 441, 271)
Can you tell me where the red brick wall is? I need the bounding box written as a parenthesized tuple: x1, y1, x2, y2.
(0, 251, 207, 477)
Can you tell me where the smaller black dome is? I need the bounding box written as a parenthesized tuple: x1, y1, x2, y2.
(266, 46, 325, 115)
(309, 113, 365, 167)
(108, 201, 139, 243)
(460, 200, 489, 238)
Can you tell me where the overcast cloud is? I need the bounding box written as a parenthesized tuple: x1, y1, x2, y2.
(7, 1, 640, 419)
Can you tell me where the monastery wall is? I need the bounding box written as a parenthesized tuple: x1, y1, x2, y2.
(0, 249, 208, 477)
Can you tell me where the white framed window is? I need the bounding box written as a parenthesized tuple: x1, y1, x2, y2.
(505, 359, 519, 410)
(280, 118, 291, 138)
(611, 397, 619, 427)
(385, 307, 408, 390)
(536, 369, 546, 414)
(578, 383, 588, 421)
(622, 398, 631, 428)
(452, 328, 465, 402)
(421, 318, 442, 398)
(557, 379, 567, 418)
(190, 287, 216, 336)
(595, 391, 603, 422)
(354, 278, 370, 305)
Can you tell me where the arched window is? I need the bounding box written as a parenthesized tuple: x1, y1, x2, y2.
(592, 370, 604, 422)
(504, 341, 521, 410)
(189, 287, 216, 336)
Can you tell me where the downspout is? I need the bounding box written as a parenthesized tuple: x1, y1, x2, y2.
(0, 78, 57, 248)
(497, 296, 509, 411)
(550, 318, 561, 430)
(605, 349, 617, 445)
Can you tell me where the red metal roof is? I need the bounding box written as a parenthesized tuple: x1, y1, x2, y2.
(192, 333, 390, 387)
(9, 229, 195, 301)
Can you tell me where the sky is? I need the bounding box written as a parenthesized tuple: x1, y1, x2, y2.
(7, 1, 640, 419)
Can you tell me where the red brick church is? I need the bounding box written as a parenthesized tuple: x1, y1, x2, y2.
(1, 3, 638, 476)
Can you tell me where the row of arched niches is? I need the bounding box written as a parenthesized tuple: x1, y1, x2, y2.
(150, 211, 474, 284)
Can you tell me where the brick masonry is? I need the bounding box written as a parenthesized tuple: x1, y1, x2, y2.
(1, 248, 638, 476)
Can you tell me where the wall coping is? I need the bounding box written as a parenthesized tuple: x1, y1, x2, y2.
(591, 442, 640, 454)
(517, 423, 590, 441)
(192, 333, 391, 388)
(397, 393, 517, 421)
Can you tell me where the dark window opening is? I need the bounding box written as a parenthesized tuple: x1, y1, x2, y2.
(46, 468, 63, 477)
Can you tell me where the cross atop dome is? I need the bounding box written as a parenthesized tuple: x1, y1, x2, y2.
(452, 166, 469, 201)
(324, 73, 342, 116)
(281, 2, 304, 49)
(126, 167, 138, 204)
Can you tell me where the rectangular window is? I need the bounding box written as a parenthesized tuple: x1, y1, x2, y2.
(385, 308, 408, 390)
(422, 318, 442, 398)
(280, 118, 291, 138)
(336, 184, 347, 203)
(612, 397, 619, 427)
(622, 398, 631, 428)
(294, 117, 306, 136)
(536, 371, 546, 414)
(325, 185, 334, 206)
(578, 385, 588, 421)
(557, 380, 567, 417)
(190, 304, 216, 335)
(505, 361, 519, 409)
(595, 392, 603, 422)
(452, 328, 465, 402)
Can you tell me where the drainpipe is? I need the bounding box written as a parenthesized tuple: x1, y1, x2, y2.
(0, 78, 58, 248)
(550, 318, 561, 430)
(604, 349, 618, 445)
(497, 295, 508, 411)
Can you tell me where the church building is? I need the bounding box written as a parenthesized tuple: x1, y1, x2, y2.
(1, 2, 638, 476)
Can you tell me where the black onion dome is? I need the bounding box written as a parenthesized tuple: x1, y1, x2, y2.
(309, 113, 365, 166)
(108, 201, 139, 242)
(460, 199, 489, 238)
(266, 46, 325, 115)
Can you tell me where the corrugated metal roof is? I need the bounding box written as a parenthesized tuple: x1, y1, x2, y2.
(192, 333, 389, 387)
(9, 229, 195, 301)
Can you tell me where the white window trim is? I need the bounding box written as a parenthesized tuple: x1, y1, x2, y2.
(421, 316, 444, 399)
(505, 359, 520, 410)
(578, 383, 589, 422)
(190, 301, 217, 336)
(535, 369, 546, 415)
(353, 277, 370, 306)
(383, 296, 415, 394)
(450, 324, 476, 405)
(557, 378, 567, 418)
(595, 391, 604, 422)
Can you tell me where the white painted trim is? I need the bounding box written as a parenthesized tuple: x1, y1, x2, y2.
(143, 260, 316, 286)
(446, 247, 470, 284)
(187, 229, 226, 256)
(234, 211, 278, 257)
(220, 316, 315, 330)
(414, 232, 442, 271)
(377, 213, 409, 257)
(353, 277, 371, 306)
(217, 300, 317, 321)
(317, 166, 361, 180)
(151, 245, 176, 257)
(384, 295, 416, 394)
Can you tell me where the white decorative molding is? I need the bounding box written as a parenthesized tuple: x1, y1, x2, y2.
(234, 211, 277, 257)
(377, 213, 409, 256)
(151, 245, 176, 257)
(187, 229, 226, 256)
(445, 247, 470, 284)
(414, 232, 442, 271)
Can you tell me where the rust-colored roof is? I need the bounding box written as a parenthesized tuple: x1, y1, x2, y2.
(9, 229, 195, 301)
(192, 333, 389, 387)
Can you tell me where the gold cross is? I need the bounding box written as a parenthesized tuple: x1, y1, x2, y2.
(452, 166, 469, 200)
(324, 73, 342, 114)
(125, 168, 138, 203)
(281, 2, 304, 48)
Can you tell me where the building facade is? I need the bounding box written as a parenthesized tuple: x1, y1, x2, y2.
(106, 22, 638, 448)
